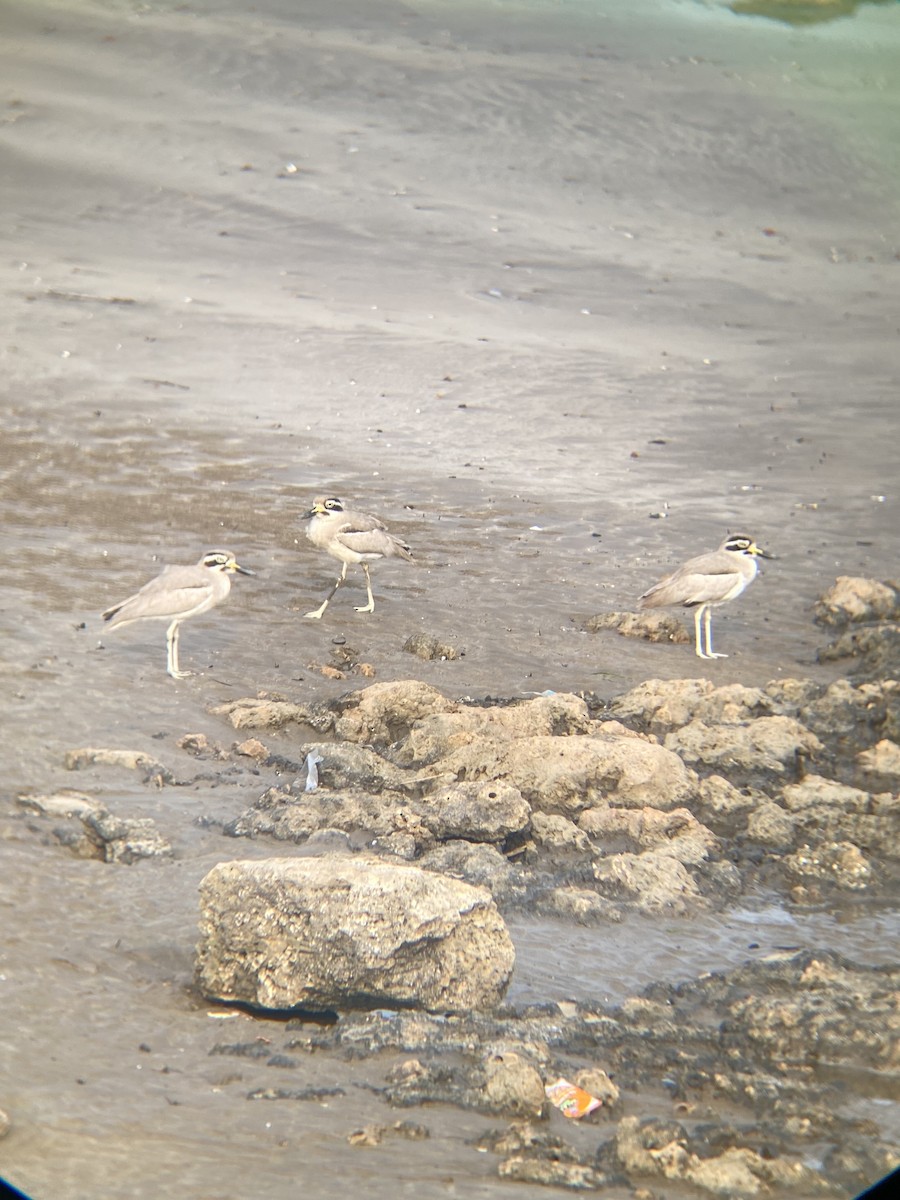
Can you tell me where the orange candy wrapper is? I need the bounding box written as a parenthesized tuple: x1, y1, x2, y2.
(544, 1078, 603, 1119)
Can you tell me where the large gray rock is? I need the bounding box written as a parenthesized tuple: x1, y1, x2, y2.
(857, 738, 900, 787)
(423, 731, 696, 817)
(664, 716, 823, 778)
(392, 692, 592, 768)
(814, 576, 900, 627)
(593, 850, 704, 914)
(610, 678, 772, 733)
(334, 680, 456, 749)
(416, 841, 525, 906)
(196, 856, 515, 1014)
(579, 806, 718, 866)
(418, 780, 531, 842)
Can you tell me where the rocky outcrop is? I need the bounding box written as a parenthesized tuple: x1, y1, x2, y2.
(813, 576, 900, 680)
(585, 610, 691, 645)
(214, 660, 898, 915)
(19, 790, 172, 864)
(814, 576, 899, 627)
(417, 781, 531, 842)
(196, 856, 515, 1014)
(664, 716, 822, 781)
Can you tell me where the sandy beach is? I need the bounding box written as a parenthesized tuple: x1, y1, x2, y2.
(1, 0, 898, 1196)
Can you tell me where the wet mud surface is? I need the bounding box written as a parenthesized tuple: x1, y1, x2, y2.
(1, 0, 899, 1196)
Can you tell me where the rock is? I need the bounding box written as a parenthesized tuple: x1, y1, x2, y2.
(593, 850, 703, 914)
(17, 789, 106, 819)
(225, 786, 416, 844)
(481, 1118, 580, 1160)
(403, 633, 462, 661)
(611, 678, 771, 733)
(417, 842, 525, 906)
(746, 801, 796, 849)
(377, 1049, 474, 1106)
(610, 1115, 824, 1196)
(334, 680, 455, 749)
(579, 806, 718, 866)
(723, 951, 900, 1070)
(234, 737, 269, 760)
(176, 732, 227, 758)
(372, 830, 421, 860)
(585, 610, 691, 644)
(196, 856, 516, 1014)
(782, 841, 873, 891)
(296, 741, 416, 794)
(857, 738, 900, 783)
(778, 775, 900, 858)
(762, 677, 823, 714)
(425, 732, 696, 818)
(79, 811, 173, 863)
(396, 691, 592, 767)
(530, 812, 591, 854)
(814, 576, 900, 627)
(347, 1124, 384, 1147)
(63, 747, 173, 785)
(487, 1120, 610, 1185)
(418, 781, 531, 842)
(533, 886, 622, 924)
(499, 1158, 608, 1189)
(696, 775, 757, 821)
(574, 1067, 619, 1108)
(798, 678, 900, 751)
(347, 1120, 429, 1147)
(817, 623, 900, 679)
(210, 696, 326, 731)
(664, 716, 822, 779)
(482, 1051, 546, 1116)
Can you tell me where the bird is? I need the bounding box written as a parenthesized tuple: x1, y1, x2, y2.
(301, 496, 414, 619)
(638, 533, 772, 659)
(101, 549, 255, 678)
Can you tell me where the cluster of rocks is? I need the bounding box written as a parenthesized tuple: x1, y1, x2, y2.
(814, 575, 900, 681)
(202, 948, 899, 1195)
(213, 661, 898, 916)
(13, 574, 897, 1193)
(17, 788, 172, 864)
(188, 575, 898, 1194)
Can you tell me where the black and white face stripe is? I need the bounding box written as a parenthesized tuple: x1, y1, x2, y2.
(724, 535, 771, 558)
(201, 551, 234, 570)
(200, 550, 254, 575)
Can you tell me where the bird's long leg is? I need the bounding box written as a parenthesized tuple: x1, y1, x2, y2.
(305, 563, 347, 619)
(354, 563, 375, 613)
(705, 606, 728, 659)
(693, 606, 709, 658)
(166, 620, 191, 679)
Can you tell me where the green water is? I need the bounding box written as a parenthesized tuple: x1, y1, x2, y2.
(726, 0, 897, 27)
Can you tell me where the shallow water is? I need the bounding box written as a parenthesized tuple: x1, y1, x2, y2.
(2, 0, 899, 1195)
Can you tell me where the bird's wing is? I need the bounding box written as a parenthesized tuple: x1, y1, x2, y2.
(337, 512, 388, 535)
(640, 555, 741, 608)
(670, 567, 741, 606)
(103, 566, 212, 623)
(334, 526, 396, 557)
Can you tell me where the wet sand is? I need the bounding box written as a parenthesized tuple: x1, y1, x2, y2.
(1, 0, 899, 1196)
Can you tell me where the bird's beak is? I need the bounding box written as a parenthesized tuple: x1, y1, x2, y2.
(752, 543, 775, 560)
(301, 506, 322, 520)
(229, 561, 256, 576)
